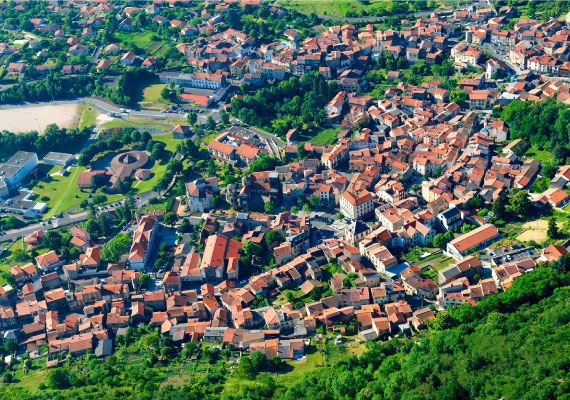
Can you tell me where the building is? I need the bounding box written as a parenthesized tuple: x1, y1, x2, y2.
(340, 190, 374, 220)
(186, 177, 220, 213)
(159, 71, 227, 89)
(437, 207, 462, 231)
(446, 224, 500, 260)
(129, 216, 158, 270)
(200, 235, 242, 281)
(0, 151, 38, 199)
(43, 152, 73, 166)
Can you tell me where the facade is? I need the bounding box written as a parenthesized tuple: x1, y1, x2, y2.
(186, 177, 220, 213)
(129, 216, 158, 270)
(340, 190, 374, 220)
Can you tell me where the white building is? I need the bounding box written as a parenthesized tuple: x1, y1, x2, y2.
(186, 177, 219, 213)
(340, 190, 374, 220)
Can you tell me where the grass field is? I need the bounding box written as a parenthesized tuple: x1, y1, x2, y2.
(139, 83, 175, 110)
(77, 104, 99, 130)
(277, 0, 397, 18)
(102, 119, 171, 131)
(30, 166, 89, 218)
(115, 31, 160, 51)
(524, 146, 551, 164)
(517, 219, 564, 243)
(298, 127, 340, 146)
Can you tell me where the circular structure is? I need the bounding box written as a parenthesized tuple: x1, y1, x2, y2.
(110, 150, 149, 172)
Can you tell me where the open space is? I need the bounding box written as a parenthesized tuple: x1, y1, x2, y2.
(0, 103, 79, 133)
(29, 165, 88, 217)
(517, 219, 564, 243)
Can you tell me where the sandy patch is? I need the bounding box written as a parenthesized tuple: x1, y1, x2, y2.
(97, 114, 114, 122)
(517, 220, 564, 243)
(0, 103, 79, 133)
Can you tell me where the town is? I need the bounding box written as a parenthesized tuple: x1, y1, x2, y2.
(0, 0, 569, 398)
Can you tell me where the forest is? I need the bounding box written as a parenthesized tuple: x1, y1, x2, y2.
(231, 71, 338, 137)
(0, 124, 89, 160)
(0, 261, 568, 400)
(500, 97, 570, 165)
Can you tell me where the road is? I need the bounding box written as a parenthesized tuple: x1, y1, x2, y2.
(0, 192, 156, 243)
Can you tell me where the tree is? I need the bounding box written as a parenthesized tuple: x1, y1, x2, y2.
(542, 162, 557, 179)
(264, 200, 275, 214)
(242, 240, 263, 258)
(138, 273, 150, 289)
(160, 86, 170, 100)
(100, 233, 131, 263)
(449, 89, 467, 107)
(547, 218, 559, 239)
(302, 203, 311, 213)
(509, 190, 531, 217)
(163, 212, 177, 226)
(47, 368, 71, 389)
(251, 351, 266, 372)
(309, 195, 319, 208)
(90, 173, 107, 189)
(44, 230, 63, 250)
(492, 196, 507, 220)
(187, 111, 198, 125)
(206, 115, 216, 131)
(220, 110, 229, 125)
(291, 206, 298, 214)
(266, 230, 283, 247)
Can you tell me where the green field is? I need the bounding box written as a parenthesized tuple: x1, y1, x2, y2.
(102, 119, 171, 131)
(30, 166, 89, 218)
(298, 127, 339, 146)
(77, 104, 99, 130)
(139, 83, 175, 110)
(115, 31, 160, 51)
(524, 146, 552, 164)
(276, 0, 388, 17)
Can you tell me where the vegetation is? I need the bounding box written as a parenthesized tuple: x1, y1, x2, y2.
(501, 97, 570, 166)
(231, 72, 338, 138)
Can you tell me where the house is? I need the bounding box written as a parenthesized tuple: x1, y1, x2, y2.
(186, 178, 220, 213)
(128, 216, 157, 270)
(120, 52, 136, 66)
(200, 235, 242, 282)
(447, 224, 500, 260)
(437, 207, 462, 231)
(35, 251, 62, 272)
(340, 190, 374, 220)
(438, 255, 482, 284)
(540, 244, 568, 263)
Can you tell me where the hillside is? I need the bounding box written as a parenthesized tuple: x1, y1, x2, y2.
(0, 266, 568, 400)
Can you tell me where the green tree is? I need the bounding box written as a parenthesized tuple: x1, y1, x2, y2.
(163, 212, 177, 226)
(187, 111, 198, 125)
(206, 115, 216, 131)
(100, 233, 131, 263)
(242, 240, 263, 258)
(309, 195, 319, 208)
(547, 218, 559, 239)
(509, 190, 531, 217)
(264, 200, 275, 214)
(449, 89, 467, 107)
(138, 273, 150, 289)
(265, 230, 283, 247)
(47, 368, 71, 389)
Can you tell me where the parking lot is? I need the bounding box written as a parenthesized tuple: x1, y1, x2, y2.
(482, 245, 539, 266)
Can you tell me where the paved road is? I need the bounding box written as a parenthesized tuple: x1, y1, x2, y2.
(0, 191, 156, 243)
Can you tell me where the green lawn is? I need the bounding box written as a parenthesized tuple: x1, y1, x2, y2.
(276, 0, 401, 17)
(102, 119, 170, 131)
(201, 132, 219, 144)
(524, 146, 552, 164)
(298, 127, 340, 146)
(153, 132, 181, 153)
(78, 104, 99, 130)
(115, 31, 159, 51)
(30, 166, 89, 218)
(139, 83, 175, 110)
